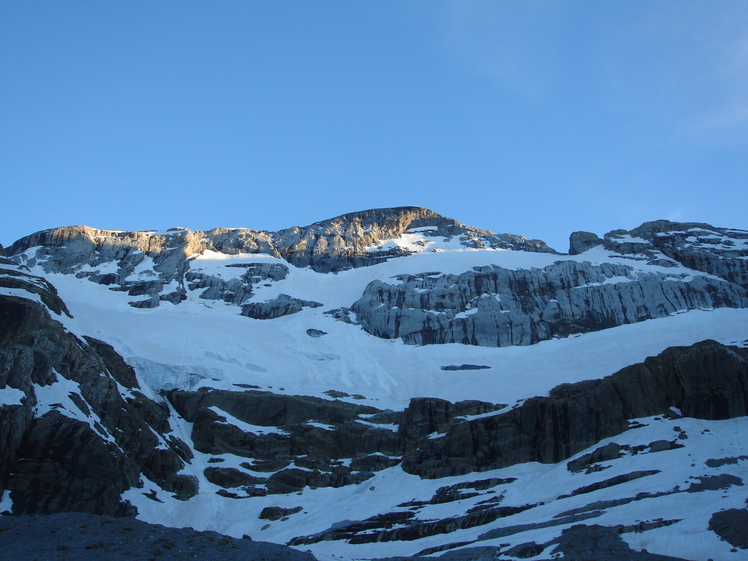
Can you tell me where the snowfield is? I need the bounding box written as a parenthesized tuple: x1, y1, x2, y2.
(43, 244, 748, 411)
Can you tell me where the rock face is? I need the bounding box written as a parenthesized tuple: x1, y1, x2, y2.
(709, 507, 748, 549)
(185, 262, 290, 307)
(241, 294, 323, 319)
(167, 389, 406, 496)
(166, 389, 513, 496)
(346, 261, 747, 346)
(401, 340, 748, 478)
(568, 231, 603, 255)
(399, 398, 505, 441)
(0, 259, 196, 516)
(604, 220, 748, 287)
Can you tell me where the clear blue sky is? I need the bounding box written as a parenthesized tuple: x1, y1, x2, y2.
(2, 1, 747, 252)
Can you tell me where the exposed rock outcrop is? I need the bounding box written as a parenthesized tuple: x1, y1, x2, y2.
(260, 505, 303, 520)
(399, 398, 505, 441)
(602, 220, 748, 286)
(168, 389, 404, 494)
(185, 263, 289, 306)
(709, 507, 748, 549)
(241, 294, 322, 319)
(346, 261, 747, 347)
(569, 231, 603, 255)
(401, 340, 748, 478)
(6, 207, 553, 296)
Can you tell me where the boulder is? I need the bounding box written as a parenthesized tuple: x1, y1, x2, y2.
(259, 505, 303, 520)
(569, 231, 603, 255)
(241, 294, 322, 320)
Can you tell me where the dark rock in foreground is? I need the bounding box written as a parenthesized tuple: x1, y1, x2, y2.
(709, 507, 748, 549)
(0, 512, 317, 561)
(371, 523, 691, 561)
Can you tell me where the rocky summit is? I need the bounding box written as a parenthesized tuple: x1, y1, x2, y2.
(1, 207, 748, 561)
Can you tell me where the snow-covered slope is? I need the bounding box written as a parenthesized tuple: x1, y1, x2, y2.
(2, 208, 748, 561)
(34, 251, 748, 411)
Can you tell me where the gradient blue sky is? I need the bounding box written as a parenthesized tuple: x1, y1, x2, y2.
(2, 1, 747, 252)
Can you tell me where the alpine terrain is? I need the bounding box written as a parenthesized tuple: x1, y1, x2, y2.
(1, 206, 747, 561)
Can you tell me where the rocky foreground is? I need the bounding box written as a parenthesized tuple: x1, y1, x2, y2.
(5, 511, 745, 560)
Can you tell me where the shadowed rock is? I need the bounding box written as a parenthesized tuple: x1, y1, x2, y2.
(0, 263, 196, 516)
(402, 340, 748, 478)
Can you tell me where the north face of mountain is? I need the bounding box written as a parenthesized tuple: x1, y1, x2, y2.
(2, 209, 748, 561)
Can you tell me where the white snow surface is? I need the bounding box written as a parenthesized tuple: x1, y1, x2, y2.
(0, 490, 12, 513)
(42, 245, 748, 411)
(0, 386, 24, 407)
(207, 406, 289, 436)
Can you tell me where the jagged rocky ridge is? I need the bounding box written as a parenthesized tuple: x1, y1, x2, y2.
(7, 208, 747, 349)
(6, 206, 551, 300)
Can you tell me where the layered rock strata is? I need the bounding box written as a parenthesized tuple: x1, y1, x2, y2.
(346, 261, 747, 346)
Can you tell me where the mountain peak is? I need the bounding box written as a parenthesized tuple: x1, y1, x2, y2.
(7, 207, 556, 275)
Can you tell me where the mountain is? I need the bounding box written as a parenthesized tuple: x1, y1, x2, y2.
(1, 207, 747, 561)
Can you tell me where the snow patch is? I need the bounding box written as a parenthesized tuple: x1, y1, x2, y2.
(0, 490, 12, 513)
(0, 387, 25, 407)
(127, 357, 226, 391)
(207, 406, 289, 436)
